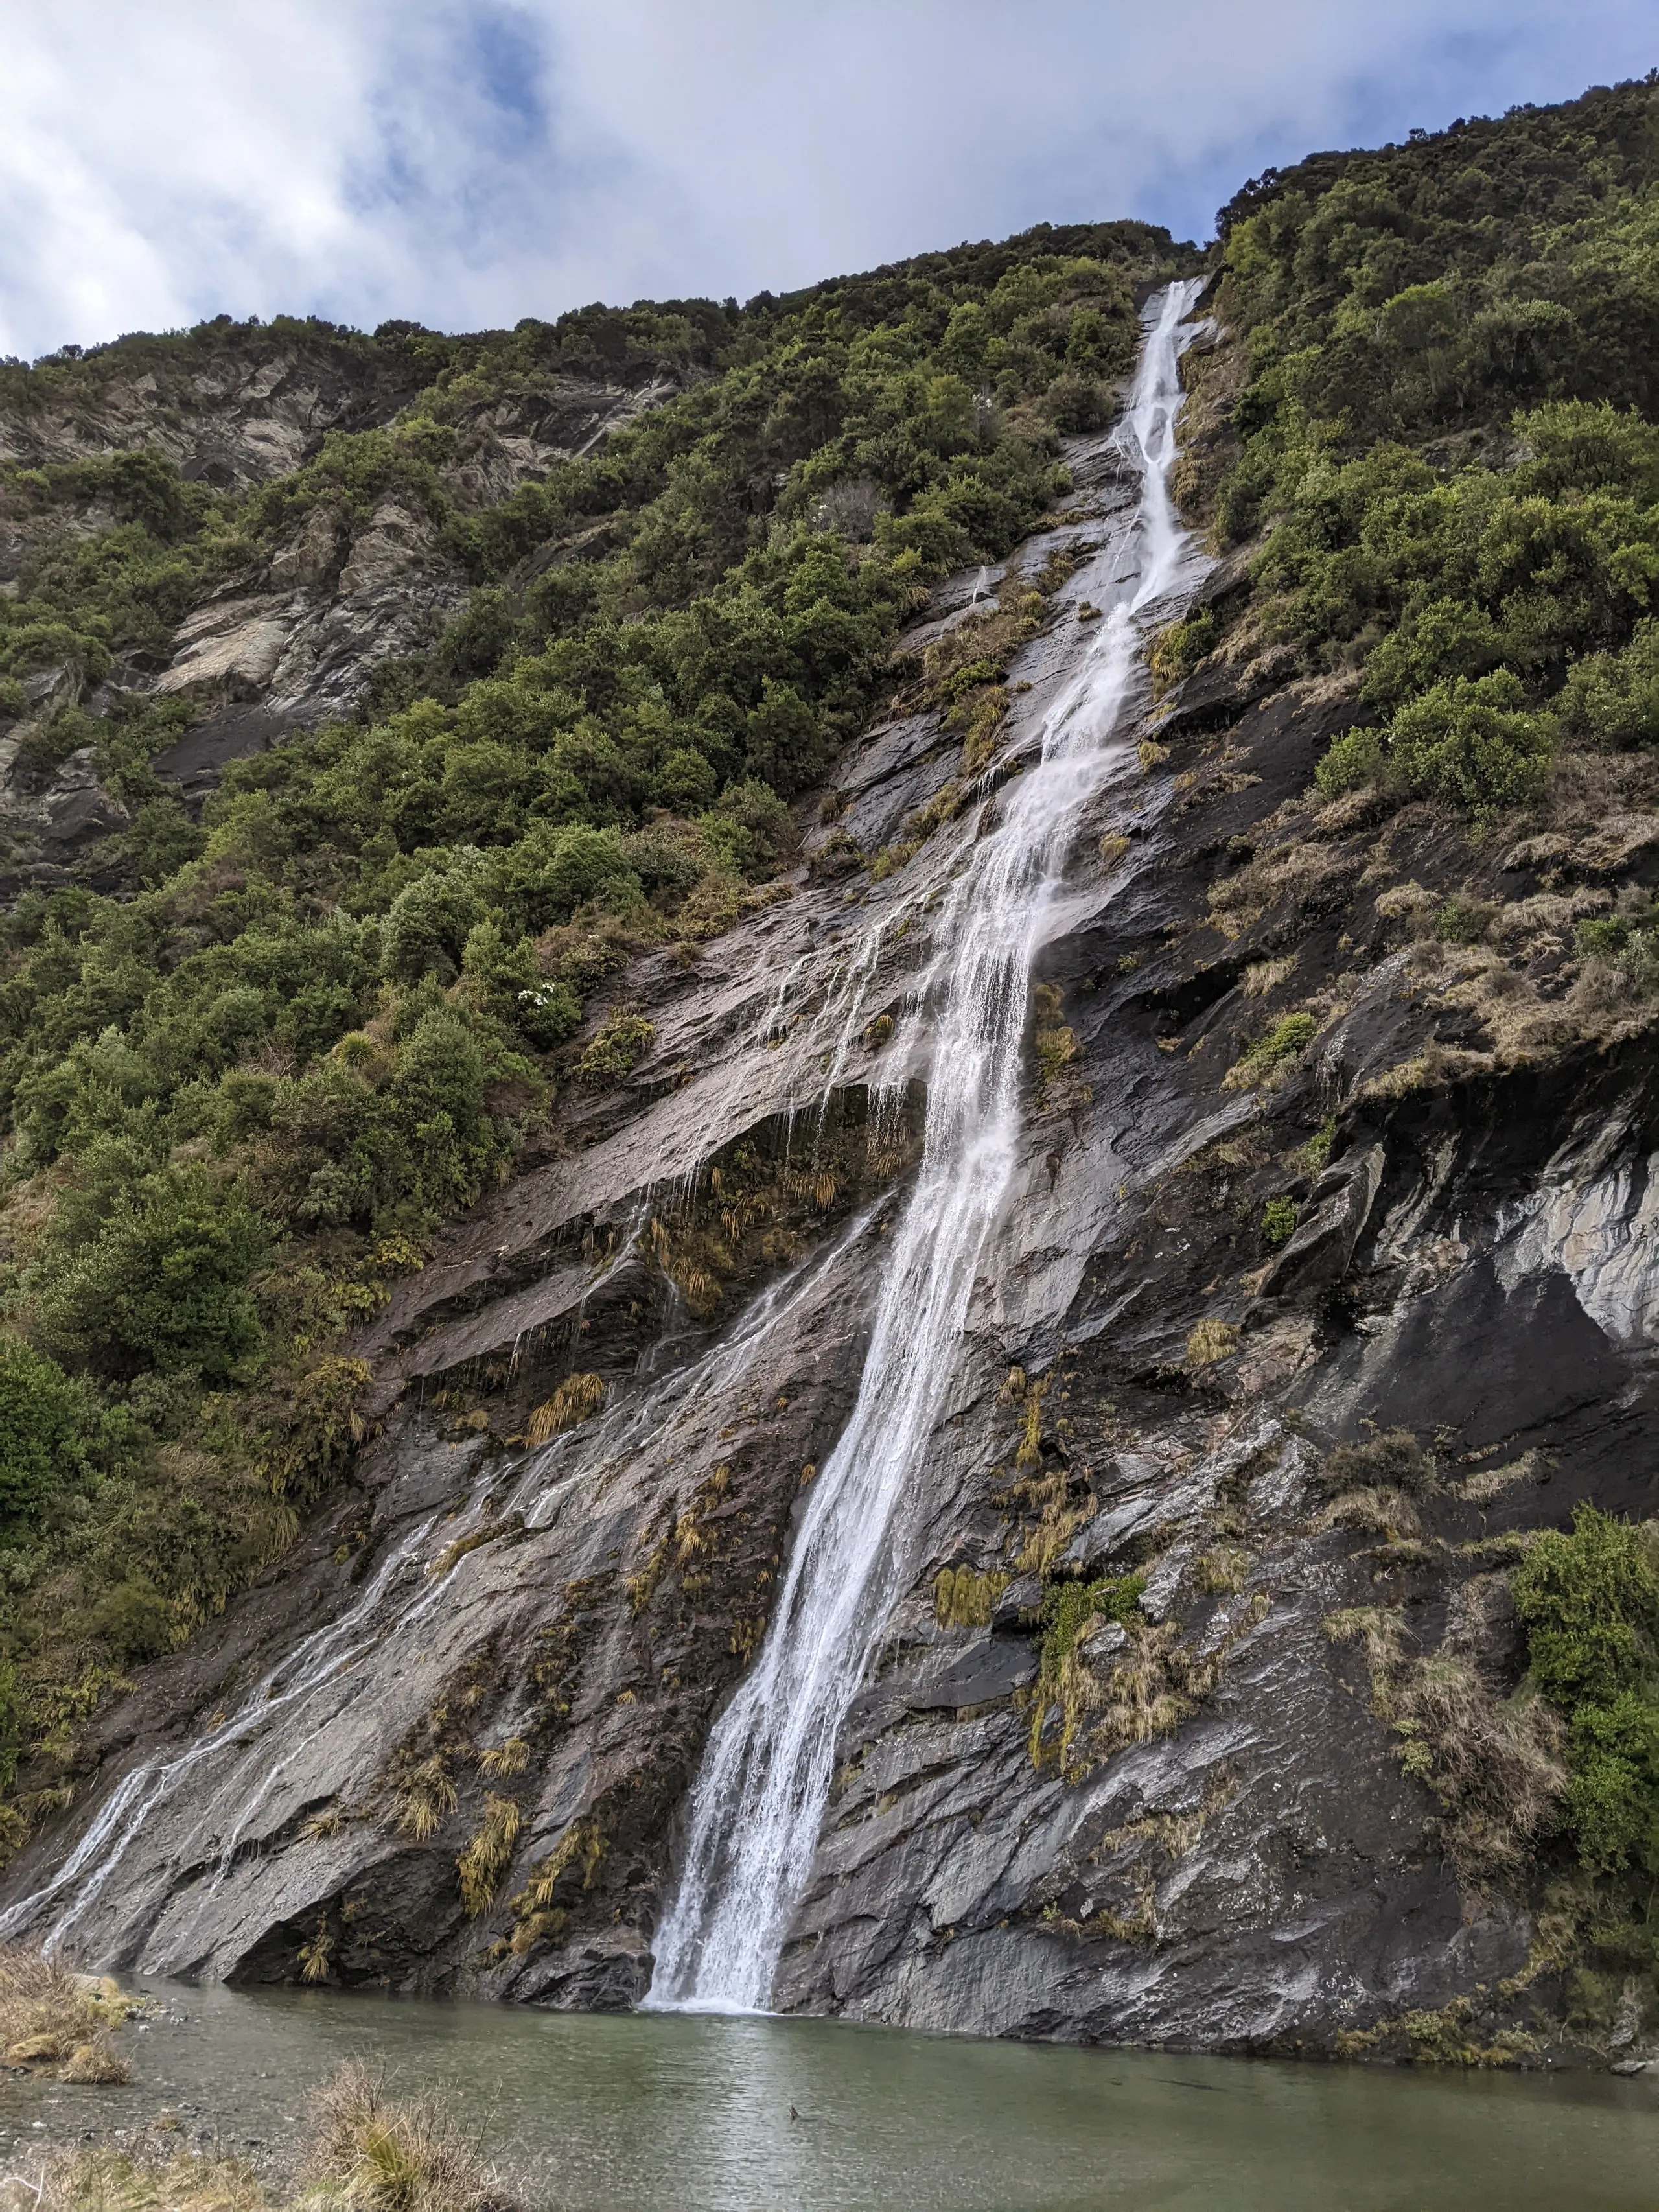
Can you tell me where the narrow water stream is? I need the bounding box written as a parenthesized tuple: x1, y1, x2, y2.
(3, 1986, 1655, 2211)
(649, 277, 1211, 2014)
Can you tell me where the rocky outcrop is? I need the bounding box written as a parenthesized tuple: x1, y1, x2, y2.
(5, 413, 1656, 2066)
(439, 374, 683, 508)
(0, 343, 691, 881)
(0, 332, 429, 490)
(149, 495, 465, 740)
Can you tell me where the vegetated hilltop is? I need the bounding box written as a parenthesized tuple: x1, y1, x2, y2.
(4, 69, 1659, 2067)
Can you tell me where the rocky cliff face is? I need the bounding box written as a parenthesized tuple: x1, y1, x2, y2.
(0, 336, 686, 887)
(3, 316, 1656, 2066)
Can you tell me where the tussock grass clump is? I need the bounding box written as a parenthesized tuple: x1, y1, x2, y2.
(525, 1371, 606, 1445)
(456, 1795, 522, 1916)
(1325, 1427, 1437, 1499)
(1336, 1992, 1538, 2069)
(41, 2142, 266, 2212)
(1315, 1487, 1422, 1541)
(1325, 1587, 1568, 1887)
(1314, 1430, 1439, 1544)
(393, 1756, 459, 1841)
(1242, 955, 1295, 997)
(59, 2031, 133, 2084)
(1001, 1364, 1050, 1471)
(0, 1943, 133, 2076)
(934, 1565, 1010, 1629)
(1185, 1317, 1240, 1368)
(576, 1008, 656, 1084)
(1027, 1573, 1146, 1770)
(1148, 609, 1216, 697)
(302, 2062, 522, 2212)
(502, 1816, 609, 1957)
(1222, 1010, 1317, 1091)
(1393, 1655, 1566, 1887)
(1030, 983, 1084, 1108)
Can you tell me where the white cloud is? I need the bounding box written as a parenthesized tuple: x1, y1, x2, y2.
(1, 0, 1654, 358)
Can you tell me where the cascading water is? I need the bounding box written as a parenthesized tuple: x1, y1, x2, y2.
(0, 282, 1202, 1986)
(645, 281, 1209, 2013)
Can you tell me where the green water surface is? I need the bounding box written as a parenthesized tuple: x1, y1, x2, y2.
(1, 1983, 1654, 2210)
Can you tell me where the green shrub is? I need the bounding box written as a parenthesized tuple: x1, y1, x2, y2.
(742, 680, 823, 796)
(1261, 1195, 1298, 1246)
(578, 1011, 655, 1084)
(1046, 373, 1111, 434)
(1576, 915, 1630, 957)
(0, 1336, 87, 1534)
(1225, 1011, 1317, 1089)
(1557, 620, 1659, 751)
(1211, 82, 1659, 817)
(39, 1166, 270, 1381)
(1384, 672, 1555, 811)
(1513, 1504, 1659, 1875)
(381, 869, 487, 984)
(1038, 1573, 1146, 1676)
(1149, 609, 1216, 694)
(1514, 1504, 1659, 1708)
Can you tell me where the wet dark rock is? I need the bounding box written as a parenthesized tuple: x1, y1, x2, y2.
(1260, 1144, 1386, 1303)
(150, 704, 293, 808)
(907, 1642, 1039, 1712)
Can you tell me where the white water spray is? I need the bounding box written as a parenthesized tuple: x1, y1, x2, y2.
(645, 281, 1208, 2013)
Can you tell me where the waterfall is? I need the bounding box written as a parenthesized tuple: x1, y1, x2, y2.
(644, 279, 1209, 2013)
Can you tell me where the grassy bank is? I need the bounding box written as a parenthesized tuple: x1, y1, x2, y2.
(13, 2063, 522, 2212)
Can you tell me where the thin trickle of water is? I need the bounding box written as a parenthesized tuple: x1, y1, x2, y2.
(0, 1514, 443, 1953)
(645, 281, 1209, 2013)
(0, 1199, 879, 1964)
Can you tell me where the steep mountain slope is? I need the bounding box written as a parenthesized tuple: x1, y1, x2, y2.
(3, 78, 1659, 2065)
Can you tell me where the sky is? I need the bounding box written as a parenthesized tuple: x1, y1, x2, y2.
(1, 1, 1655, 361)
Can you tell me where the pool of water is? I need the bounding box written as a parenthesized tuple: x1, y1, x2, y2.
(1, 1983, 1654, 2210)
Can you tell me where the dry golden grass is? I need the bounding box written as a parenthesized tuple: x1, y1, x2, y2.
(0, 1945, 133, 2078)
(393, 1756, 458, 1841)
(1242, 956, 1295, 997)
(303, 2063, 522, 2212)
(1325, 1589, 1566, 1889)
(38, 2067, 526, 2212)
(1185, 1318, 1240, 1368)
(933, 1566, 1010, 1629)
(456, 1795, 522, 1917)
(525, 1372, 605, 1445)
(40, 2144, 266, 2212)
(1315, 1487, 1424, 1541)
(58, 2032, 132, 2084)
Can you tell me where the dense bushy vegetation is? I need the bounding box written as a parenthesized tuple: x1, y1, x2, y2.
(1511, 1506, 1659, 2023)
(1195, 73, 1659, 812)
(1187, 72, 1659, 1990)
(0, 220, 1187, 1838)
